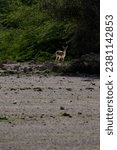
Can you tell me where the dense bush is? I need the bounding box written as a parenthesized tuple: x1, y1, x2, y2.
(0, 0, 100, 67)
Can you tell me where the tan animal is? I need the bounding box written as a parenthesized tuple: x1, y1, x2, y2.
(55, 46, 68, 63)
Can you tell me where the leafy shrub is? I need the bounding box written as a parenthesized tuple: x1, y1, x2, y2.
(0, 0, 99, 74)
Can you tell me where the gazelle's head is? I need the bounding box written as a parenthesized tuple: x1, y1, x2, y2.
(62, 46, 68, 51)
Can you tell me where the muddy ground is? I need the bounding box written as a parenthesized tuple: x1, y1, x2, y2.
(0, 63, 99, 150)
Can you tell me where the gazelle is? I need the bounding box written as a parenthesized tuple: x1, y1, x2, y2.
(55, 46, 68, 63)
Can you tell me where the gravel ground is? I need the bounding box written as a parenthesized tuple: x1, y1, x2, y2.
(0, 74, 99, 150)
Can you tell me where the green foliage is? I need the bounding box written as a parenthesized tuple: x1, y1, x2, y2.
(0, 0, 99, 63)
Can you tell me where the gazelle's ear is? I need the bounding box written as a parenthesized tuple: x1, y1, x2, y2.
(62, 46, 65, 49)
(62, 45, 68, 50)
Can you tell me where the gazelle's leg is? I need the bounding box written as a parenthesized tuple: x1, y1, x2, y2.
(55, 55, 58, 62)
(58, 56, 61, 63)
(62, 58, 64, 63)
(55, 56, 57, 62)
(61, 56, 64, 63)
